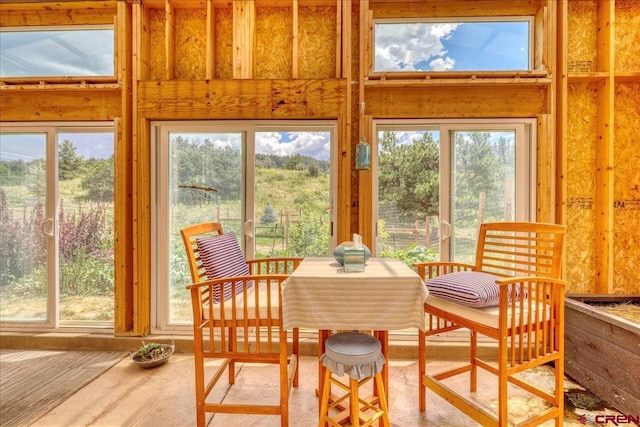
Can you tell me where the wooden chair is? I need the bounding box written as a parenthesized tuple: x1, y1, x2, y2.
(415, 222, 567, 427)
(180, 222, 302, 427)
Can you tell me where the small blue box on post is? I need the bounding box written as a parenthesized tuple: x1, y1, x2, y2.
(343, 248, 366, 272)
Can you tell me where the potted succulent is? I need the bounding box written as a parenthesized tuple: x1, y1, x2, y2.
(130, 341, 175, 369)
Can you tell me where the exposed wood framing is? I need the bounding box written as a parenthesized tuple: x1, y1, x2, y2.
(233, 0, 255, 79)
(555, 0, 568, 277)
(292, 0, 299, 78)
(115, 0, 134, 335)
(340, 0, 352, 243)
(137, 79, 345, 119)
(357, 0, 372, 246)
(536, 114, 554, 223)
(205, 0, 216, 79)
(594, 0, 614, 294)
(164, 0, 176, 80)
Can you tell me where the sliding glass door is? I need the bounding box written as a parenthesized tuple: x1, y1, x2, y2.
(153, 121, 336, 330)
(0, 124, 115, 328)
(375, 120, 534, 264)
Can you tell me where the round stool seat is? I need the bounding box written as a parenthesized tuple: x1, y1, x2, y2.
(321, 332, 385, 380)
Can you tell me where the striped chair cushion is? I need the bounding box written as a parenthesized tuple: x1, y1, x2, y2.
(196, 232, 251, 302)
(425, 271, 506, 308)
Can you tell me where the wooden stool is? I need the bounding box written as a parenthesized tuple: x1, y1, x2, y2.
(318, 332, 390, 427)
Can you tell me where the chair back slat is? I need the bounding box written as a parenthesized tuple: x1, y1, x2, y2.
(475, 222, 564, 279)
(180, 222, 224, 283)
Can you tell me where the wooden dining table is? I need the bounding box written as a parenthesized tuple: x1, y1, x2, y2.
(282, 256, 428, 403)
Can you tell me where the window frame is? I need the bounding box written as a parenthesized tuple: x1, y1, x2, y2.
(372, 16, 535, 74)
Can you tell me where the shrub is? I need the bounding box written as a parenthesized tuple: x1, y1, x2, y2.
(0, 189, 46, 285)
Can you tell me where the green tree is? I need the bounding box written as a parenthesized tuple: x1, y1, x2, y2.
(81, 156, 114, 201)
(378, 131, 439, 221)
(25, 159, 46, 199)
(454, 132, 501, 224)
(260, 201, 278, 224)
(58, 139, 83, 180)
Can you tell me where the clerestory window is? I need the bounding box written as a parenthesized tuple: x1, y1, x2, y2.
(0, 26, 115, 78)
(374, 18, 532, 72)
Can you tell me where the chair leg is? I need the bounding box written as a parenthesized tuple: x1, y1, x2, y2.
(318, 368, 333, 427)
(498, 339, 508, 426)
(228, 326, 236, 384)
(194, 354, 206, 427)
(350, 378, 360, 427)
(374, 373, 390, 427)
(470, 330, 477, 392)
(293, 327, 299, 387)
(418, 329, 426, 411)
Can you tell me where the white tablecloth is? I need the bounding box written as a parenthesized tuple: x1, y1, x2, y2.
(282, 257, 428, 331)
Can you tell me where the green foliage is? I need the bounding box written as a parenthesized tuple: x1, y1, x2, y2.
(172, 135, 242, 204)
(58, 139, 83, 180)
(379, 244, 437, 267)
(260, 201, 278, 224)
(454, 132, 504, 226)
(0, 189, 47, 285)
(378, 131, 439, 221)
(81, 156, 114, 201)
(308, 163, 320, 177)
(278, 209, 330, 258)
(60, 248, 113, 296)
(25, 159, 46, 199)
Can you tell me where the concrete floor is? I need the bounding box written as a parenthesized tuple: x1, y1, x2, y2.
(29, 352, 616, 427)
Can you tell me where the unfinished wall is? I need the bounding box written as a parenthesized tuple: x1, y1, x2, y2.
(565, 0, 640, 294)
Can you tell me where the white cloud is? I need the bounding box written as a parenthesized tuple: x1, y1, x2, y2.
(256, 132, 330, 160)
(374, 23, 459, 71)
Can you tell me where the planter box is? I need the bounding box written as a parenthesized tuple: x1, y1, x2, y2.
(565, 295, 640, 414)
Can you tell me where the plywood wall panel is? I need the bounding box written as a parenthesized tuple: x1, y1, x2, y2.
(175, 8, 207, 80)
(613, 83, 640, 294)
(149, 8, 165, 80)
(255, 7, 292, 79)
(299, 6, 336, 78)
(614, 0, 640, 72)
(567, 0, 597, 71)
(566, 83, 597, 293)
(216, 7, 233, 79)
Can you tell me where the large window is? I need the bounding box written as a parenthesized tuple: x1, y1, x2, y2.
(152, 121, 336, 331)
(374, 19, 532, 72)
(0, 26, 115, 77)
(374, 119, 535, 265)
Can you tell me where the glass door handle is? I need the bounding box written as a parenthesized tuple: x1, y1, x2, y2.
(41, 218, 55, 237)
(440, 220, 451, 241)
(243, 220, 254, 238)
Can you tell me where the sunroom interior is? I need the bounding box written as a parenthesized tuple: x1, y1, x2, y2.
(1, 0, 639, 426)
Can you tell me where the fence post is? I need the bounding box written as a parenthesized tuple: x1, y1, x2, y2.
(425, 216, 431, 246)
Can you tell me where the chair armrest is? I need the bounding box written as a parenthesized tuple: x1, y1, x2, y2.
(246, 257, 303, 275)
(413, 261, 475, 280)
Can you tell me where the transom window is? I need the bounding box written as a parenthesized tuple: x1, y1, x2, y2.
(374, 18, 532, 72)
(0, 26, 115, 78)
